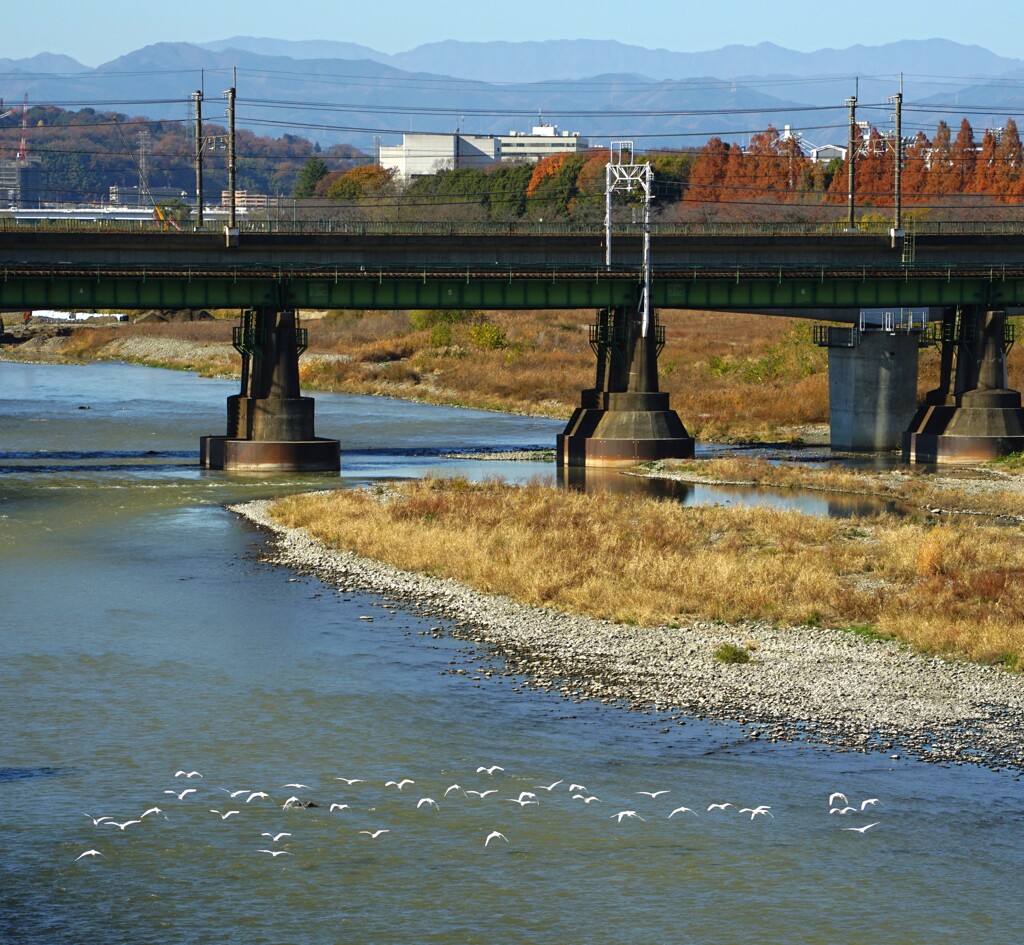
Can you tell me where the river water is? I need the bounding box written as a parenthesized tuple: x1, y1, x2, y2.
(2, 360, 1022, 945)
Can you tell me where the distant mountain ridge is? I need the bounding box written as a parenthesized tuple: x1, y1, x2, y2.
(197, 36, 1024, 84)
(0, 38, 1022, 151)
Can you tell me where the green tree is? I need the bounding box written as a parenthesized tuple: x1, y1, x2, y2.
(293, 157, 329, 198)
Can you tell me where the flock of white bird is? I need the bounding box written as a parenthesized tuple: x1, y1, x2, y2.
(74, 767, 883, 863)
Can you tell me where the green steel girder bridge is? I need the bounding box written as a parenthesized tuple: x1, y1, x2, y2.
(3, 222, 1024, 315)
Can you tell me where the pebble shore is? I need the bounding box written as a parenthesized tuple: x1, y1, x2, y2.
(232, 498, 1024, 775)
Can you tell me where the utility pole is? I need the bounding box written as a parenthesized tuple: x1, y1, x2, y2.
(224, 85, 236, 231)
(846, 95, 857, 230)
(890, 80, 904, 240)
(192, 90, 204, 230)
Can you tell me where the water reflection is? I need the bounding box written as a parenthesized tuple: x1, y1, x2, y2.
(557, 465, 914, 519)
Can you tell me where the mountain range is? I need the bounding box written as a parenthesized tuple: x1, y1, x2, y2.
(1, 38, 1023, 152)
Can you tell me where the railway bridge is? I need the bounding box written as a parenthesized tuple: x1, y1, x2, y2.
(2, 220, 1023, 468)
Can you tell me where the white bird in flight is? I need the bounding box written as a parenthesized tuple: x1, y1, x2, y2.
(668, 806, 698, 817)
(329, 803, 350, 812)
(707, 803, 733, 811)
(106, 820, 141, 831)
(860, 798, 881, 810)
(568, 783, 587, 794)
(209, 809, 239, 820)
(534, 780, 563, 792)
(466, 789, 498, 798)
(262, 832, 292, 842)
(444, 784, 464, 797)
(573, 794, 601, 804)
(256, 849, 292, 856)
(140, 807, 162, 819)
(515, 792, 537, 802)
(164, 789, 196, 801)
(416, 798, 439, 809)
(611, 810, 645, 822)
(281, 796, 301, 809)
(175, 770, 203, 779)
(477, 766, 504, 776)
(637, 790, 670, 799)
(222, 789, 250, 798)
(507, 797, 538, 807)
(830, 807, 857, 815)
(334, 777, 364, 785)
(385, 779, 414, 790)
(828, 792, 848, 807)
(246, 792, 269, 803)
(360, 829, 390, 839)
(281, 783, 310, 790)
(740, 806, 774, 820)
(84, 814, 112, 826)
(75, 850, 104, 861)
(485, 830, 508, 847)
(842, 822, 880, 833)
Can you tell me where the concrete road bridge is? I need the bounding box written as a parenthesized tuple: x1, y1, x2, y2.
(2, 220, 1024, 469)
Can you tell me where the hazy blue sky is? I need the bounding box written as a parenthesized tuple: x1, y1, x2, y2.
(5, 1, 1020, 66)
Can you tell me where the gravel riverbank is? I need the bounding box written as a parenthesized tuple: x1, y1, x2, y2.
(232, 498, 1024, 775)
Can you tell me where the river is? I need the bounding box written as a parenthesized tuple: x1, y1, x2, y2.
(2, 360, 1022, 945)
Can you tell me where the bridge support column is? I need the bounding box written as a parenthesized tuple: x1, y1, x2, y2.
(200, 307, 340, 471)
(557, 307, 694, 466)
(903, 307, 1024, 463)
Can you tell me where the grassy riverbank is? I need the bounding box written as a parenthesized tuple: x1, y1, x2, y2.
(267, 476, 1024, 670)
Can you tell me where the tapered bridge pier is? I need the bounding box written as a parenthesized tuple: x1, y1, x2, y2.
(200, 307, 340, 471)
(558, 306, 694, 466)
(903, 306, 1024, 464)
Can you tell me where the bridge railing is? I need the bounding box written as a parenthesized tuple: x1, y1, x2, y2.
(4, 215, 1024, 239)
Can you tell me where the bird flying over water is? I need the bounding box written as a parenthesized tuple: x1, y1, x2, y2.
(261, 832, 291, 842)
(256, 849, 292, 856)
(668, 806, 697, 817)
(164, 789, 196, 800)
(842, 822, 880, 833)
(828, 792, 848, 807)
(385, 779, 414, 790)
(860, 798, 881, 810)
(140, 807, 162, 819)
(444, 784, 464, 797)
(534, 780, 563, 792)
(360, 829, 389, 839)
(611, 810, 645, 822)
(106, 819, 141, 830)
(485, 831, 508, 846)
(246, 792, 269, 803)
(334, 778, 364, 785)
(739, 806, 774, 820)
(573, 794, 601, 803)
(84, 814, 112, 826)
(466, 789, 498, 798)
(175, 770, 203, 779)
(210, 810, 239, 820)
(707, 803, 733, 811)
(637, 790, 670, 799)
(75, 850, 104, 861)
(476, 766, 504, 776)
(417, 798, 438, 809)
(329, 803, 350, 812)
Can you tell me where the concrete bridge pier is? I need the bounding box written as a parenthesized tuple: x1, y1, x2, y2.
(557, 306, 694, 466)
(200, 307, 340, 471)
(903, 307, 1024, 463)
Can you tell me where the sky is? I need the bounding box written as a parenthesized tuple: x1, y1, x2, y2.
(3, 1, 1021, 66)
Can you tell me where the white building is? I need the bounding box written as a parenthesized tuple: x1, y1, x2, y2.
(498, 125, 589, 163)
(378, 133, 501, 182)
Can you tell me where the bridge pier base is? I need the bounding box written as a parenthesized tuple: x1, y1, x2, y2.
(557, 307, 694, 467)
(903, 307, 1024, 464)
(200, 307, 340, 472)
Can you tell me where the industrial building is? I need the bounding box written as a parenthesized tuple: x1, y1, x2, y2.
(0, 159, 41, 208)
(379, 133, 501, 182)
(498, 124, 589, 163)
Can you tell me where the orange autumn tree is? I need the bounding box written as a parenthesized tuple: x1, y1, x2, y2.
(686, 136, 730, 203)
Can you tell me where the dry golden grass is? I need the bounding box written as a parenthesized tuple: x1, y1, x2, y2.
(268, 478, 1024, 669)
(651, 456, 1024, 518)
